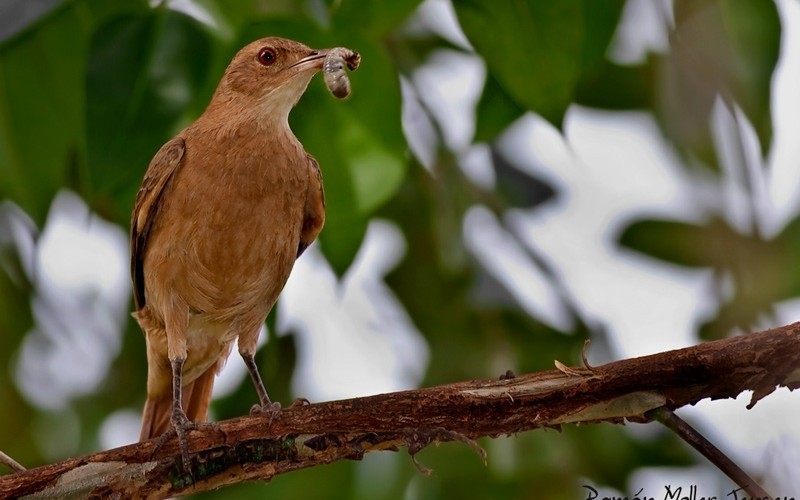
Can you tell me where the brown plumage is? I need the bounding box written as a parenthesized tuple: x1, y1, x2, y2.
(130, 37, 331, 462)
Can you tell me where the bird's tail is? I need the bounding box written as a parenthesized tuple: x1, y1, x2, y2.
(139, 362, 218, 441)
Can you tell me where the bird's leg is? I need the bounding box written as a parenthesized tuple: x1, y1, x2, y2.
(170, 357, 195, 474)
(241, 352, 282, 423)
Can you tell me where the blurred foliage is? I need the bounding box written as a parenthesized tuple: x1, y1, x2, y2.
(0, 0, 791, 498)
(455, 0, 626, 130)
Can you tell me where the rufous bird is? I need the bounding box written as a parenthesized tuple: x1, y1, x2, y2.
(130, 37, 356, 468)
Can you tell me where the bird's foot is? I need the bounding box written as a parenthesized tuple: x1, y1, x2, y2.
(250, 401, 282, 427)
(171, 410, 196, 478)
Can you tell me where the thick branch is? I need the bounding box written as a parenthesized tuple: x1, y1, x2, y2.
(2, 323, 798, 498)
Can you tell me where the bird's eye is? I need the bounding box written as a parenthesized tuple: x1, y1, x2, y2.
(257, 48, 277, 66)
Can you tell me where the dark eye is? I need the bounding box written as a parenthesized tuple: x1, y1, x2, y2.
(257, 48, 276, 66)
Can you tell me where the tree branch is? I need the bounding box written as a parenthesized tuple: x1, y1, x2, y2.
(2, 323, 798, 498)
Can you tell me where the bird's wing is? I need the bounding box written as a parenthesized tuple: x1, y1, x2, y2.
(297, 153, 326, 257)
(130, 136, 186, 309)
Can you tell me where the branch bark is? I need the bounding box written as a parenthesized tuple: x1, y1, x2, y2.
(2, 323, 799, 498)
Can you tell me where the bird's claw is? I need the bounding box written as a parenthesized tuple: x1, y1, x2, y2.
(250, 401, 282, 427)
(171, 411, 196, 479)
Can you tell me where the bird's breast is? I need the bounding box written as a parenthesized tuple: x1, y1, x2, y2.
(149, 128, 309, 320)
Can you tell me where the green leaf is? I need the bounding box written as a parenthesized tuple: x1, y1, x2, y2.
(618, 218, 731, 268)
(0, 4, 88, 225)
(579, 0, 626, 68)
(85, 9, 214, 222)
(388, 33, 468, 76)
(575, 59, 654, 110)
(454, 0, 624, 128)
(719, 0, 779, 157)
(191, 0, 259, 40)
(291, 92, 370, 277)
(474, 72, 524, 142)
(0, 264, 36, 464)
(658, 0, 780, 164)
(621, 215, 800, 338)
(338, 112, 405, 213)
(330, 0, 424, 37)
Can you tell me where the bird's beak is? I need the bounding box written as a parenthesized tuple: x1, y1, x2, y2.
(291, 50, 329, 70)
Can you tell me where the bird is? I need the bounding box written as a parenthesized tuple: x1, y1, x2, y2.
(130, 37, 333, 468)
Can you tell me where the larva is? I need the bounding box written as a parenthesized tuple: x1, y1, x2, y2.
(323, 47, 361, 99)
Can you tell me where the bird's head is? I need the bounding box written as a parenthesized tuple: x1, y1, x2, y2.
(211, 37, 328, 119)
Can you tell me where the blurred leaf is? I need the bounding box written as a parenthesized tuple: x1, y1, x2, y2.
(294, 95, 369, 276)
(718, 0, 780, 157)
(454, 0, 624, 128)
(657, 0, 779, 165)
(382, 162, 578, 381)
(330, 0, 424, 37)
(619, 219, 721, 268)
(338, 112, 405, 213)
(700, 215, 800, 339)
(620, 216, 800, 339)
(575, 59, 654, 110)
(0, 4, 87, 225)
(579, 0, 625, 68)
(0, 233, 36, 465)
(387, 33, 467, 76)
(80, 0, 151, 24)
(194, 0, 261, 39)
(474, 72, 524, 142)
(454, 0, 578, 128)
(85, 9, 214, 223)
(620, 217, 774, 275)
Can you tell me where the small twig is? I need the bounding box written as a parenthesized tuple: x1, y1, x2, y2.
(0, 450, 26, 473)
(645, 407, 770, 498)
